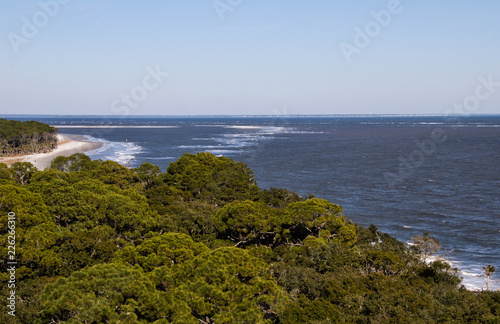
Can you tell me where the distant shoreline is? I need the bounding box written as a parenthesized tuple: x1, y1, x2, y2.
(0, 134, 102, 170)
(2, 114, 500, 119)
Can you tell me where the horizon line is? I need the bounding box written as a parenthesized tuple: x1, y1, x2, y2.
(2, 113, 500, 118)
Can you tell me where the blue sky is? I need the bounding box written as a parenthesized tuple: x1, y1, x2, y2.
(1, 0, 499, 115)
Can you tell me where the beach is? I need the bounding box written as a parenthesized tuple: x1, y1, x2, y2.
(0, 134, 102, 170)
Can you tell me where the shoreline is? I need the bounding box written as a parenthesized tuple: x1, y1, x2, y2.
(0, 134, 103, 170)
(408, 244, 499, 292)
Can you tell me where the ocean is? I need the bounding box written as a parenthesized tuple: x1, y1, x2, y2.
(10, 115, 500, 291)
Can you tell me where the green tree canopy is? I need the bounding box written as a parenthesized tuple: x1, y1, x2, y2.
(9, 162, 38, 185)
(133, 162, 162, 190)
(38, 263, 167, 323)
(0, 152, 498, 323)
(213, 200, 284, 247)
(50, 153, 95, 172)
(114, 232, 209, 271)
(158, 247, 287, 323)
(0, 119, 57, 156)
(285, 198, 356, 246)
(163, 152, 260, 204)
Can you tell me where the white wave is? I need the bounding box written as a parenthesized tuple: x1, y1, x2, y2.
(192, 124, 225, 127)
(459, 272, 499, 292)
(461, 271, 482, 277)
(449, 261, 500, 292)
(175, 124, 319, 158)
(53, 125, 179, 128)
(51, 125, 179, 128)
(425, 255, 450, 264)
(218, 138, 253, 147)
(83, 137, 142, 166)
(144, 157, 175, 160)
(223, 125, 289, 133)
(214, 125, 323, 136)
(178, 145, 234, 149)
(288, 130, 325, 134)
(416, 257, 494, 291)
(206, 149, 238, 156)
(225, 125, 269, 130)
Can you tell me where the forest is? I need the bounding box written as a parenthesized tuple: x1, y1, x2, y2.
(0, 119, 58, 157)
(0, 152, 499, 323)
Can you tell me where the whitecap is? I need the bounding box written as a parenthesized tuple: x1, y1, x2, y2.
(84, 137, 143, 167)
(205, 149, 238, 155)
(145, 157, 175, 160)
(224, 126, 268, 130)
(54, 125, 178, 129)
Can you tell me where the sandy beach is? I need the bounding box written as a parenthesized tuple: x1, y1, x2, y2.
(0, 134, 102, 170)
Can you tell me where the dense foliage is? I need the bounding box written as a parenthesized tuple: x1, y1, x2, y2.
(0, 152, 499, 323)
(0, 119, 58, 156)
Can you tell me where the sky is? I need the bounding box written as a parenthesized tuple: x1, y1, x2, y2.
(1, 0, 499, 116)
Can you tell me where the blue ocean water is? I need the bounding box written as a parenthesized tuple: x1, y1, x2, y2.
(12, 115, 500, 291)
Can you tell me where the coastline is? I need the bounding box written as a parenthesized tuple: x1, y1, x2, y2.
(0, 134, 102, 170)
